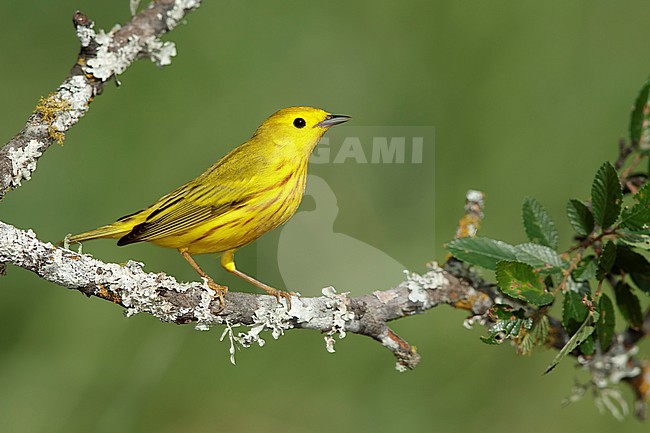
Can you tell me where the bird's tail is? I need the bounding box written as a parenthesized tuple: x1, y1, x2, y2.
(63, 223, 131, 245)
(61, 208, 149, 247)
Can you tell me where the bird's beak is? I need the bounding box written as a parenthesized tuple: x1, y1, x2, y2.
(315, 114, 351, 128)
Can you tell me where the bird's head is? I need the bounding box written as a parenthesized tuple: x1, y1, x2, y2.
(253, 106, 350, 157)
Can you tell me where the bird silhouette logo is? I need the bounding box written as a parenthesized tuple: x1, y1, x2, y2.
(277, 175, 406, 295)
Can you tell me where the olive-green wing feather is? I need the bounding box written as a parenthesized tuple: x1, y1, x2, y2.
(118, 150, 265, 245)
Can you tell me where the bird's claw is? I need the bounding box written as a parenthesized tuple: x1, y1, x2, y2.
(207, 280, 228, 313)
(266, 288, 297, 310)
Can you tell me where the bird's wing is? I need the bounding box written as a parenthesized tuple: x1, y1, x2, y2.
(118, 151, 265, 245)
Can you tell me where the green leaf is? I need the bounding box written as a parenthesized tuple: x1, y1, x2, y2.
(514, 243, 564, 270)
(496, 261, 554, 306)
(631, 272, 650, 295)
(618, 229, 650, 250)
(481, 318, 532, 345)
(566, 199, 595, 236)
(565, 277, 591, 296)
(545, 314, 596, 374)
(620, 183, 650, 231)
(596, 241, 617, 281)
(613, 245, 650, 274)
(629, 78, 650, 149)
(522, 197, 559, 249)
(480, 335, 502, 345)
(573, 255, 597, 282)
(447, 237, 517, 271)
(481, 305, 532, 345)
(487, 304, 526, 321)
(633, 182, 650, 206)
(580, 334, 596, 355)
(591, 162, 622, 229)
(620, 206, 650, 231)
(614, 282, 643, 328)
(596, 294, 615, 350)
(562, 290, 589, 334)
(517, 315, 550, 355)
(612, 245, 650, 294)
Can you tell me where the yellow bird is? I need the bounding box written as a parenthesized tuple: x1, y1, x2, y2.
(67, 106, 350, 307)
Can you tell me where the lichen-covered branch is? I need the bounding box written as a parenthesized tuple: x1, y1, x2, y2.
(0, 0, 202, 201)
(1, 221, 493, 369)
(0, 220, 492, 370)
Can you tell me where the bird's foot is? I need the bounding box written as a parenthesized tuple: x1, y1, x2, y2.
(206, 279, 228, 313)
(263, 288, 298, 310)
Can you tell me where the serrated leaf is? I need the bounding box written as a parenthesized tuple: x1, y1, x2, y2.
(481, 314, 532, 345)
(496, 261, 554, 306)
(618, 229, 650, 250)
(629, 78, 650, 149)
(545, 314, 596, 374)
(613, 246, 650, 296)
(620, 206, 650, 231)
(613, 245, 650, 274)
(514, 243, 564, 270)
(517, 330, 535, 355)
(562, 290, 589, 334)
(522, 197, 559, 249)
(487, 304, 526, 321)
(480, 334, 502, 345)
(633, 181, 650, 206)
(620, 183, 650, 231)
(596, 241, 617, 281)
(596, 294, 615, 350)
(517, 315, 550, 355)
(614, 282, 643, 328)
(573, 255, 597, 282)
(565, 277, 591, 296)
(535, 315, 550, 346)
(591, 162, 622, 229)
(447, 237, 517, 270)
(580, 334, 596, 355)
(566, 199, 594, 236)
(631, 272, 650, 295)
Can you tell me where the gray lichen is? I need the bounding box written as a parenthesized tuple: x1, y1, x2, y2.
(321, 286, 354, 339)
(83, 24, 179, 80)
(52, 75, 93, 132)
(76, 22, 96, 48)
(166, 0, 202, 29)
(86, 27, 142, 80)
(236, 299, 293, 347)
(7, 140, 43, 187)
(404, 264, 447, 308)
(145, 38, 177, 67)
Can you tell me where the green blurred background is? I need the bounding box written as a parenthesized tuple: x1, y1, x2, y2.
(1, 0, 650, 431)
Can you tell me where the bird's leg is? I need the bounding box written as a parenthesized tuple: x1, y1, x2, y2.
(220, 250, 297, 308)
(179, 249, 228, 311)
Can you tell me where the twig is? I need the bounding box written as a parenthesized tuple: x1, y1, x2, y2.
(455, 189, 485, 239)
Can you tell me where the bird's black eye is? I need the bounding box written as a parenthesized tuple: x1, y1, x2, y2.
(293, 118, 306, 129)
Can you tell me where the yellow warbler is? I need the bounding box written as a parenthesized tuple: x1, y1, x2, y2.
(67, 106, 350, 306)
